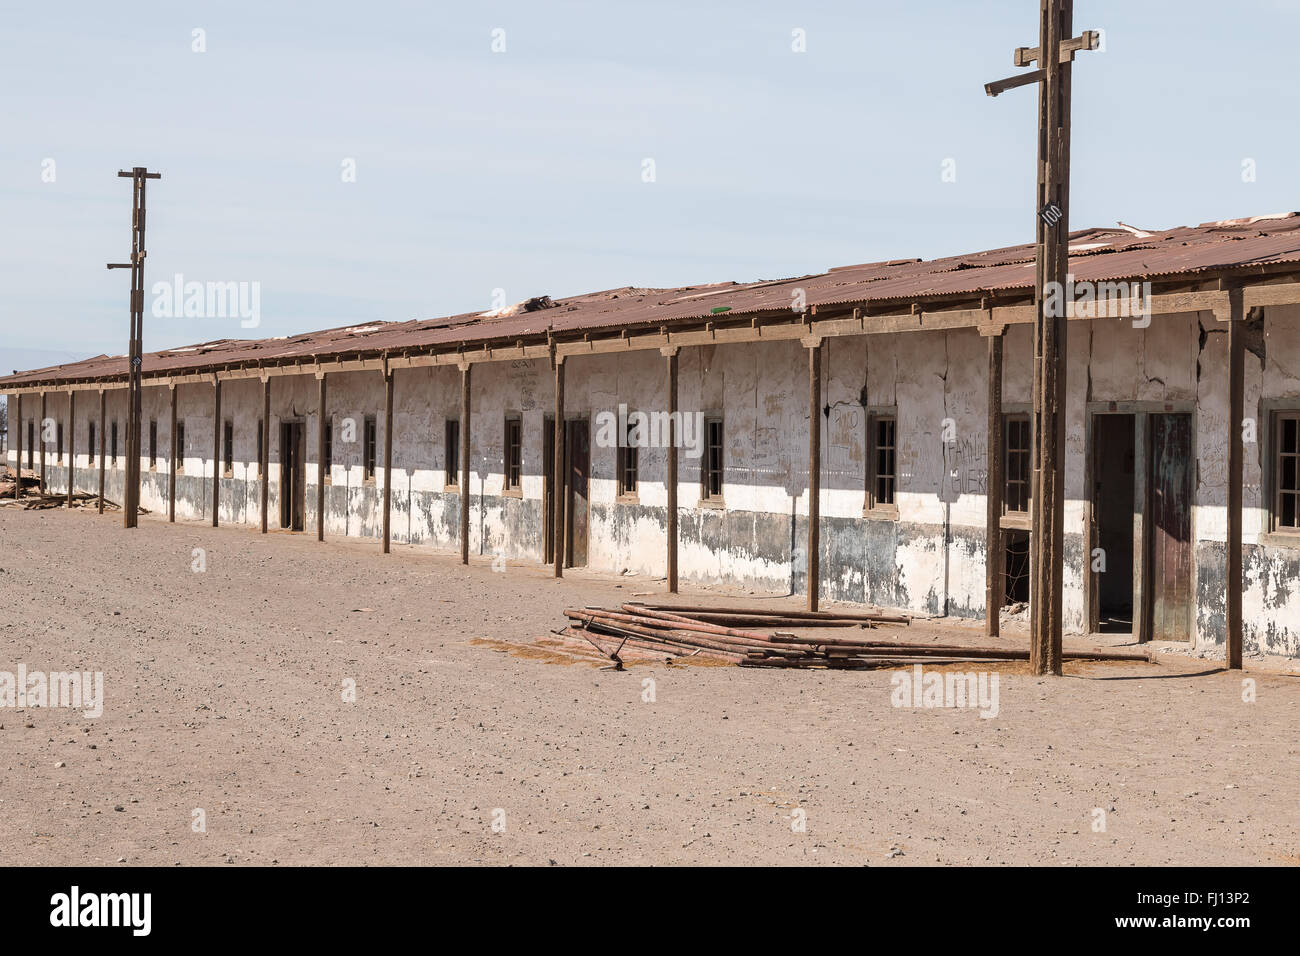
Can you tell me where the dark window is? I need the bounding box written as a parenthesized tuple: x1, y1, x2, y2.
(1275, 412, 1300, 532)
(256, 419, 264, 479)
(148, 419, 157, 470)
(445, 419, 460, 486)
(505, 417, 522, 491)
(364, 417, 377, 480)
(868, 414, 897, 510)
(323, 417, 333, 484)
(89, 421, 97, 464)
(56, 422, 64, 465)
(223, 421, 234, 478)
(110, 421, 118, 467)
(175, 422, 185, 474)
(27, 421, 34, 469)
(702, 417, 724, 500)
(618, 418, 638, 497)
(1004, 414, 1031, 515)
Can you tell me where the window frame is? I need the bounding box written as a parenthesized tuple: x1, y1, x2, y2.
(110, 421, 118, 468)
(1003, 412, 1032, 518)
(363, 416, 377, 482)
(444, 419, 460, 489)
(175, 421, 185, 474)
(617, 415, 639, 501)
(864, 410, 898, 517)
(503, 416, 523, 495)
(1271, 409, 1300, 536)
(222, 420, 234, 479)
(148, 419, 157, 471)
(323, 417, 333, 485)
(700, 415, 724, 506)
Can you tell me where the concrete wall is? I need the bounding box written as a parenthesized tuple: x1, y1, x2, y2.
(6, 307, 1299, 657)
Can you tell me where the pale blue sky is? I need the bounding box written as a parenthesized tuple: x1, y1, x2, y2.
(2, 0, 1298, 365)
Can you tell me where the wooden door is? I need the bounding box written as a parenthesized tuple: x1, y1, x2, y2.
(565, 419, 589, 568)
(1147, 414, 1193, 641)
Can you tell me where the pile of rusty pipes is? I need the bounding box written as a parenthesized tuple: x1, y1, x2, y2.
(559, 603, 1151, 669)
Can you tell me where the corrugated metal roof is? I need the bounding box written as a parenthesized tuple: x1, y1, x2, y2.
(6, 212, 1300, 388)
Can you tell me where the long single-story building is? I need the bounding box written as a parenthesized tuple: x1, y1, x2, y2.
(5, 213, 1300, 658)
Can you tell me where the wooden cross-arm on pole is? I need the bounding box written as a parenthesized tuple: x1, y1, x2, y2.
(985, 29, 1100, 97)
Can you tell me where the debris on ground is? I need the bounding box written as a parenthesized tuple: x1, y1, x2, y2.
(558, 603, 1152, 670)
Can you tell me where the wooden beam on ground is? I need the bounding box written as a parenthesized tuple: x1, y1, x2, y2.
(460, 364, 471, 564)
(1226, 289, 1245, 669)
(317, 373, 326, 542)
(97, 390, 105, 513)
(806, 339, 822, 612)
(382, 365, 394, 554)
(664, 347, 679, 593)
(260, 377, 271, 534)
(168, 385, 177, 522)
(985, 331, 1005, 637)
(66, 390, 75, 508)
(553, 358, 565, 578)
(211, 379, 221, 528)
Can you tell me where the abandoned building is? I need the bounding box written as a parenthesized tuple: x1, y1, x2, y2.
(4, 213, 1300, 659)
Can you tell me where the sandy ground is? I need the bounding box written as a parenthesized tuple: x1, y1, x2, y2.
(1, 505, 1297, 866)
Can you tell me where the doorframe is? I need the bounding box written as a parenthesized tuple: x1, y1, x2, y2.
(563, 415, 589, 569)
(1083, 401, 1196, 641)
(279, 417, 306, 531)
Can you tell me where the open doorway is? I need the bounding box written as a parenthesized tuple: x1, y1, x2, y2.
(280, 421, 305, 531)
(1091, 414, 1136, 633)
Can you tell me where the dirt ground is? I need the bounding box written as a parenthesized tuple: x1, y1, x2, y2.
(1, 506, 1297, 866)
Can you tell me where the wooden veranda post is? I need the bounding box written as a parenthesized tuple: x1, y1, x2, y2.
(317, 372, 327, 542)
(460, 364, 471, 564)
(806, 339, 822, 612)
(664, 347, 679, 593)
(985, 329, 1005, 637)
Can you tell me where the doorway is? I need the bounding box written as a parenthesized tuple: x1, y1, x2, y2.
(564, 418, 589, 568)
(543, 415, 554, 565)
(1091, 414, 1136, 633)
(1146, 413, 1193, 642)
(280, 421, 306, 531)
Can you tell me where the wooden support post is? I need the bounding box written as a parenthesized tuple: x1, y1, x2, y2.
(39, 391, 46, 494)
(317, 373, 327, 542)
(260, 377, 271, 534)
(382, 365, 394, 554)
(211, 379, 221, 528)
(664, 348, 679, 593)
(806, 340, 822, 612)
(13, 393, 22, 500)
(553, 358, 565, 578)
(66, 390, 75, 508)
(97, 390, 105, 513)
(168, 385, 177, 522)
(460, 364, 471, 564)
(986, 0, 1100, 676)
(985, 331, 1005, 637)
(1226, 289, 1245, 669)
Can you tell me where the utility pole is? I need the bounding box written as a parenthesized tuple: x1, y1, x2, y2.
(107, 166, 161, 529)
(986, 2, 1099, 675)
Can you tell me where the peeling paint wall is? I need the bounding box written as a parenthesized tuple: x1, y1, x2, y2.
(6, 306, 1299, 656)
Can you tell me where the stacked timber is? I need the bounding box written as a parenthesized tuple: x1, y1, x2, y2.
(559, 603, 1151, 670)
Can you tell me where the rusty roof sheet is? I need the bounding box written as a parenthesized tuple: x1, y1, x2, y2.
(6, 212, 1300, 388)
